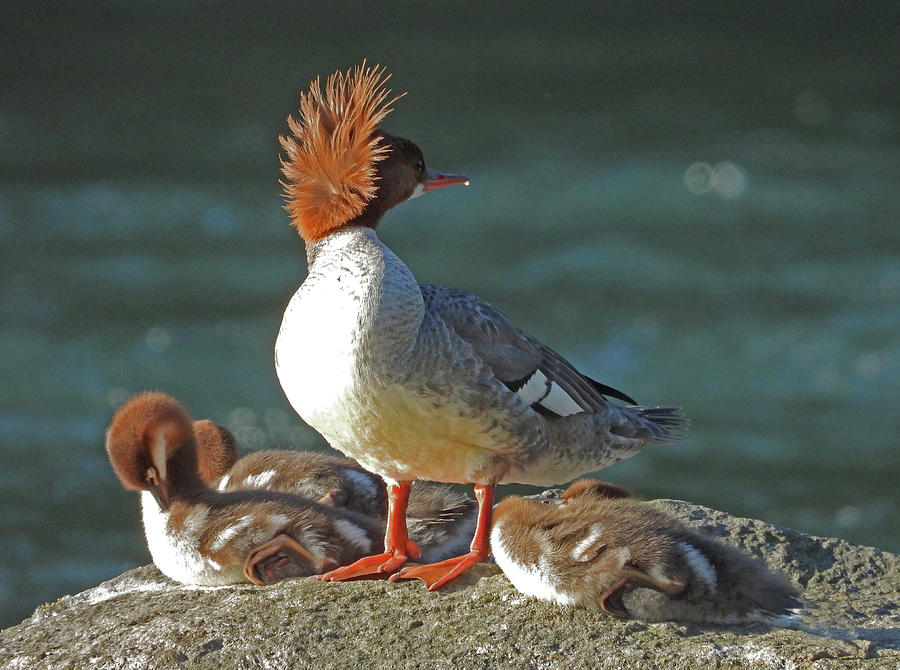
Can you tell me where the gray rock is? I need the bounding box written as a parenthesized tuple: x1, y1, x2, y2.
(2, 500, 897, 670)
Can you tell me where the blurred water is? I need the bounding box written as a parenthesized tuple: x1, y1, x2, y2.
(1, 2, 898, 628)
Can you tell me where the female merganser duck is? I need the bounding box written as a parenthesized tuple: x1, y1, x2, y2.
(491, 480, 801, 622)
(192, 422, 479, 563)
(274, 62, 687, 590)
(106, 392, 388, 586)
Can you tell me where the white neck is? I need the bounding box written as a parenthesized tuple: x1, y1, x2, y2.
(275, 226, 424, 432)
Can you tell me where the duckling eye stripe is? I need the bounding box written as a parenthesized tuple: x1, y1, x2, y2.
(678, 542, 717, 589)
(151, 434, 168, 482)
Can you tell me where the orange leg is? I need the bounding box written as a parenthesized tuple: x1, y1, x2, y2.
(316, 481, 420, 582)
(390, 483, 494, 591)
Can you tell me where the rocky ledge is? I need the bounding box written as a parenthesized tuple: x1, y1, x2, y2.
(2, 500, 897, 670)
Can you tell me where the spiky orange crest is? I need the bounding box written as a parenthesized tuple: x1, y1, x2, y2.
(280, 61, 403, 241)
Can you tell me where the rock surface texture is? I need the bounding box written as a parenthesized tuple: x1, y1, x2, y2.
(2, 500, 897, 669)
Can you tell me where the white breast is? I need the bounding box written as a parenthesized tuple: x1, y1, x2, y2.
(140, 494, 243, 586)
(277, 227, 419, 428)
(277, 227, 463, 478)
(275, 276, 362, 425)
(490, 522, 578, 606)
(276, 227, 534, 484)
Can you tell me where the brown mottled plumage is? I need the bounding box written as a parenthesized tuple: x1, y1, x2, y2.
(212, 449, 386, 514)
(491, 480, 802, 623)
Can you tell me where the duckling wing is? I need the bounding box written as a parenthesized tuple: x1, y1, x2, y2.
(420, 284, 635, 418)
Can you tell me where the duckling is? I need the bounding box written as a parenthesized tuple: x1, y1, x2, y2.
(404, 482, 478, 564)
(212, 446, 386, 515)
(106, 392, 386, 586)
(191, 421, 478, 564)
(491, 479, 801, 623)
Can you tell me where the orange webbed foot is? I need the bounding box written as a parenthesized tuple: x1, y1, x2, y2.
(317, 480, 421, 582)
(316, 538, 420, 582)
(389, 549, 486, 591)
(390, 483, 495, 590)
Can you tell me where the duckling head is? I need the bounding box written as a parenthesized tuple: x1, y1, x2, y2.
(106, 391, 198, 511)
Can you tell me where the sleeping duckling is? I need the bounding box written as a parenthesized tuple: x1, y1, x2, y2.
(491, 479, 801, 623)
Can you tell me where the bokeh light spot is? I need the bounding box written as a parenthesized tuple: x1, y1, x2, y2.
(683, 162, 714, 194)
(145, 327, 171, 353)
(711, 162, 747, 198)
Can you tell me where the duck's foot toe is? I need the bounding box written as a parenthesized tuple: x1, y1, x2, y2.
(316, 550, 411, 582)
(388, 550, 484, 591)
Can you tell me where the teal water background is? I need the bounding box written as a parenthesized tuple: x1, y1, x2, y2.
(1, 3, 897, 627)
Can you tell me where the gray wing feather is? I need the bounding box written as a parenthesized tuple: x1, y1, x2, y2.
(420, 284, 622, 415)
(419, 284, 540, 381)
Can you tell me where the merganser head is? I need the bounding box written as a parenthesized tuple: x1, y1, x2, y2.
(561, 479, 634, 502)
(105, 392, 197, 511)
(280, 60, 468, 242)
(192, 419, 237, 483)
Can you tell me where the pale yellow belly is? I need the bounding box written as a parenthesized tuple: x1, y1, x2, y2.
(310, 383, 508, 484)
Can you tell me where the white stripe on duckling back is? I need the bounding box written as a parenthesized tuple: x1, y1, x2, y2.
(570, 523, 604, 562)
(678, 542, 717, 590)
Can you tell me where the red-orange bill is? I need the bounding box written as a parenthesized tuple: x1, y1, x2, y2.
(424, 169, 470, 191)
